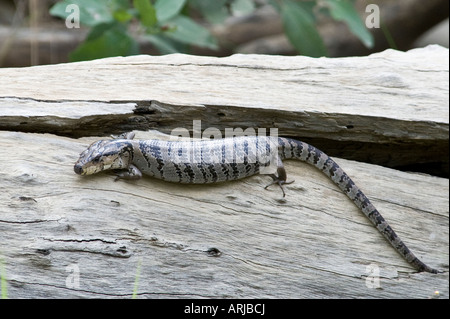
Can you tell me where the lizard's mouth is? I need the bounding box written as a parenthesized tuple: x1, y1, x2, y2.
(74, 161, 114, 175)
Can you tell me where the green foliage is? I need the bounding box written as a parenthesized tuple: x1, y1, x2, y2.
(280, 0, 326, 57)
(189, 0, 229, 24)
(70, 22, 139, 61)
(275, 0, 374, 57)
(131, 258, 142, 299)
(189, 0, 255, 24)
(133, 0, 157, 28)
(154, 0, 186, 22)
(0, 255, 7, 299)
(50, 0, 374, 61)
(50, 0, 218, 61)
(50, 0, 116, 27)
(164, 15, 217, 49)
(323, 0, 374, 48)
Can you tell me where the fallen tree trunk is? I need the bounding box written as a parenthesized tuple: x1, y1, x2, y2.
(0, 47, 448, 298)
(0, 130, 447, 298)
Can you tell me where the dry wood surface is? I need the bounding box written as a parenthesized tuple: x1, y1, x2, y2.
(0, 46, 448, 298)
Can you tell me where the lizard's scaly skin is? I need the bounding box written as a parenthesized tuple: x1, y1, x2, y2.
(74, 134, 439, 273)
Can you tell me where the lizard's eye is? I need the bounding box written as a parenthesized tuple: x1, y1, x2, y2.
(91, 156, 101, 164)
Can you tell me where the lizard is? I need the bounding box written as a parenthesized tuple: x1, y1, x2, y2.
(74, 132, 439, 273)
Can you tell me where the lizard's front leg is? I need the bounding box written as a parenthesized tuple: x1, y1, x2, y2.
(114, 164, 142, 181)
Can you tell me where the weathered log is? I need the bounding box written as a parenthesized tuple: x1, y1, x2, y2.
(0, 130, 447, 298)
(0, 48, 448, 298)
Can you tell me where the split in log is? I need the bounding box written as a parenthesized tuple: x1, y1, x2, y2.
(0, 45, 448, 176)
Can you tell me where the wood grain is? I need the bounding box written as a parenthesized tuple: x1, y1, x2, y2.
(0, 130, 447, 298)
(0, 47, 448, 298)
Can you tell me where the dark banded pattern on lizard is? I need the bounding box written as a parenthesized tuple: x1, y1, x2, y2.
(74, 133, 439, 273)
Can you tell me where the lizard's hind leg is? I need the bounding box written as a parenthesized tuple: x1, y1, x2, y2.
(264, 164, 294, 198)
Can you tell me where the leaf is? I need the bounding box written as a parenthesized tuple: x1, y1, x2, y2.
(165, 15, 218, 49)
(133, 0, 157, 27)
(231, 0, 255, 17)
(50, 0, 113, 27)
(113, 9, 134, 23)
(145, 34, 181, 54)
(324, 0, 374, 48)
(70, 22, 139, 61)
(110, 0, 130, 11)
(154, 0, 187, 22)
(84, 21, 115, 41)
(188, 0, 228, 25)
(0, 255, 7, 299)
(268, 0, 280, 12)
(280, 0, 327, 57)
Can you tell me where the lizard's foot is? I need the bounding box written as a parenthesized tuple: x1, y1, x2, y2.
(114, 165, 142, 181)
(264, 174, 294, 198)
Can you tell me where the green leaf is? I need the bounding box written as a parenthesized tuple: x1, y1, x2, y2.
(154, 0, 187, 22)
(280, 0, 327, 57)
(268, 0, 281, 12)
(324, 0, 374, 48)
(188, 0, 228, 24)
(84, 21, 114, 41)
(133, 0, 157, 27)
(50, 0, 113, 27)
(145, 34, 181, 54)
(231, 0, 255, 17)
(0, 255, 7, 299)
(113, 9, 133, 23)
(70, 22, 139, 61)
(110, 0, 130, 11)
(165, 15, 218, 49)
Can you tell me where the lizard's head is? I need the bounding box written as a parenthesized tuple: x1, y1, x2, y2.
(74, 140, 133, 175)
